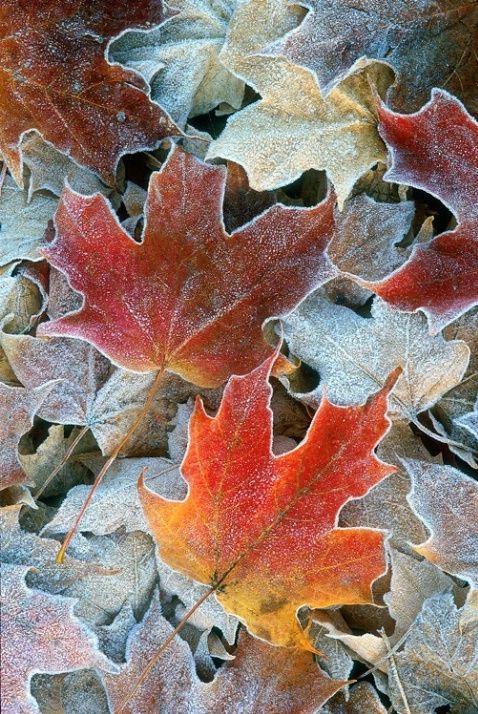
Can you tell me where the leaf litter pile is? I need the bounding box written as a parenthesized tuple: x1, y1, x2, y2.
(0, 1, 477, 713)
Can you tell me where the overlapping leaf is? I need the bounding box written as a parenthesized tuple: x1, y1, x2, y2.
(39, 147, 336, 387)
(206, 0, 393, 206)
(367, 90, 478, 331)
(140, 354, 396, 648)
(269, 0, 478, 112)
(0, 0, 178, 184)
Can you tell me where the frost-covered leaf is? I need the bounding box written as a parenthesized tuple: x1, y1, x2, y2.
(404, 460, 478, 588)
(390, 594, 478, 714)
(103, 594, 345, 713)
(326, 194, 414, 305)
(340, 423, 429, 552)
(44, 455, 183, 536)
(140, 354, 396, 648)
(20, 425, 95, 498)
(282, 293, 469, 421)
(0, 382, 56, 491)
(207, 0, 393, 206)
(38, 147, 336, 386)
(157, 558, 239, 645)
(385, 549, 455, 641)
(322, 682, 387, 713)
(0, 175, 56, 266)
(2, 332, 216, 456)
(111, 0, 245, 127)
(0, 0, 177, 184)
(0, 505, 112, 594)
(368, 90, 478, 331)
(64, 530, 158, 626)
(0, 563, 115, 714)
(270, 0, 478, 113)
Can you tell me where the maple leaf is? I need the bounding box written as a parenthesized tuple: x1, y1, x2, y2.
(102, 593, 345, 713)
(326, 194, 414, 305)
(0, 175, 56, 266)
(0, 563, 115, 714)
(365, 90, 478, 332)
(38, 147, 336, 387)
(1, 332, 217, 456)
(0, 381, 56, 492)
(0, 0, 178, 185)
(139, 354, 397, 648)
(110, 0, 245, 127)
(206, 0, 394, 206)
(282, 293, 469, 422)
(268, 0, 478, 113)
(404, 459, 478, 589)
(340, 423, 428, 552)
(389, 594, 478, 714)
(44, 454, 183, 537)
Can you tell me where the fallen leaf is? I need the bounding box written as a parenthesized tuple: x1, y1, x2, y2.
(44, 455, 183, 536)
(0, 381, 56, 491)
(139, 354, 396, 648)
(282, 292, 469, 421)
(269, 0, 478, 113)
(2, 332, 216, 455)
(38, 147, 336, 387)
(385, 548, 455, 641)
(110, 0, 245, 127)
(326, 194, 414, 305)
(0, 175, 56, 266)
(0, 563, 115, 714)
(389, 593, 478, 714)
(404, 459, 478, 588)
(367, 90, 478, 332)
(102, 593, 345, 713)
(322, 681, 387, 713)
(0, 0, 178, 184)
(206, 0, 393, 206)
(340, 423, 428, 552)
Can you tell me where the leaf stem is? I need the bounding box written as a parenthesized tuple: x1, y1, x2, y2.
(56, 368, 165, 564)
(34, 425, 90, 500)
(117, 584, 218, 713)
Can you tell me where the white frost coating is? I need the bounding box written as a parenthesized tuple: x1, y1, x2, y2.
(282, 293, 470, 420)
(207, 0, 393, 205)
(110, 0, 244, 127)
(389, 594, 478, 714)
(404, 459, 478, 589)
(44, 455, 184, 536)
(0, 175, 57, 266)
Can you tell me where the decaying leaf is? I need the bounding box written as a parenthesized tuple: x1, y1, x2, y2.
(269, 0, 478, 113)
(39, 147, 336, 386)
(102, 593, 346, 713)
(111, 0, 245, 127)
(0, 0, 178, 184)
(0, 563, 115, 714)
(282, 292, 469, 421)
(389, 593, 478, 714)
(207, 0, 393, 206)
(140, 354, 396, 648)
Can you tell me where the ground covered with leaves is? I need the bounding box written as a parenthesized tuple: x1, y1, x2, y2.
(0, 1, 477, 713)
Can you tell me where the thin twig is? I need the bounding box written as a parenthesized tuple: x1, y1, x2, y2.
(56, 368, 165, 563)
(34, 426, 89, 500)
(117, 584, 218, 713)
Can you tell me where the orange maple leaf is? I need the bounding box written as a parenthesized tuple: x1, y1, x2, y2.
(139, 355, 398, 648)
